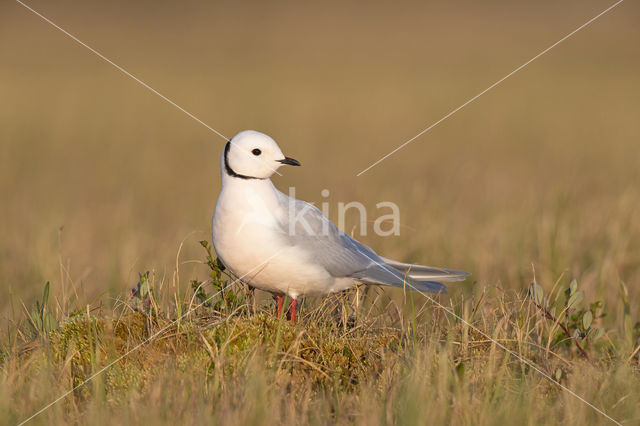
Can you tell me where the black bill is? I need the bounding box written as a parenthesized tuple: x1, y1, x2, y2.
(278, 157, 301, 166)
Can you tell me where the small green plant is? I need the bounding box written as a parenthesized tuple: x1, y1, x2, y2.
(131, 271, 155, 313)
(191, 279, 212, 308)
(192, 241, 247, 313)
(23, 281, 59, 339)
(529, 278, 606, 360)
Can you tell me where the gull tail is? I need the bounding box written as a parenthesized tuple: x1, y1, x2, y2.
(351, 268, 449, 294)
(381, 257, 470, 283)
(350, 259, 469, 295)
(405, 279, 449, 294)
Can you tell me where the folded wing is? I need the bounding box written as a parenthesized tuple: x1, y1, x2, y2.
(276, 193, 469, 294)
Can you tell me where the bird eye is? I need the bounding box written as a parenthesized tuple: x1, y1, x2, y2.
(252, 149, 262, 156)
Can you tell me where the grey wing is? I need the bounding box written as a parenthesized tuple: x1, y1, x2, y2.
(276, 194, 449, 294)
(276, 194, 381, 277)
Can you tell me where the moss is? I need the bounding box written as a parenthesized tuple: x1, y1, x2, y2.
(50, 316, 104, 380)
(199, 312, 402, 392)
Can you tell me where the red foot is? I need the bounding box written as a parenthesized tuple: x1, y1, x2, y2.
(276, 295, 283, 319)
(275, 296, 298, 323)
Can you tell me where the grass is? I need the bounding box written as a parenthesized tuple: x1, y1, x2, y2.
(1, 244, 639, 425)
(1, 0, 639, 424)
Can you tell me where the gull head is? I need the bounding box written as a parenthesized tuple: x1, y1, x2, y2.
(223, 130, 300, 180)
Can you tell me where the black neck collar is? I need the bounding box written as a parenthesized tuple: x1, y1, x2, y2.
(224, 142, 265, 180)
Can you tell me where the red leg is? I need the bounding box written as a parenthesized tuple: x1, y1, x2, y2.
(290, 299, 297, 323)
(276, 295, 283, 319)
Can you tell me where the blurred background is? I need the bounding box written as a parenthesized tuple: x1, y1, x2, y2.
(1, 0, 638, 322)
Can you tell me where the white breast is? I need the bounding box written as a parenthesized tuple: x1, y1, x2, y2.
(212, 179, 350, 299)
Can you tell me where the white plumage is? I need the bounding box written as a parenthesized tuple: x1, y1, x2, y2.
(212, 130, 469, 304)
